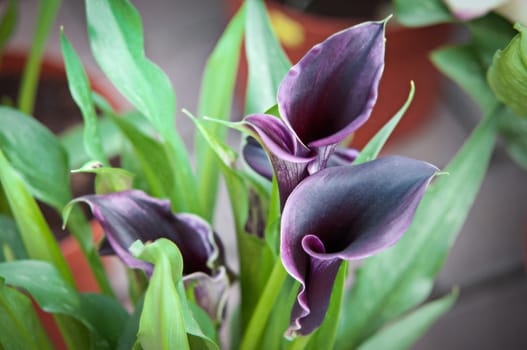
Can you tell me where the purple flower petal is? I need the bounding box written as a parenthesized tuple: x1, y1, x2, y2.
(71, 190, 221, 276)
(242, 136, 273, 180)
(183, 267, 229, 322)
(278, 21, 386, 148)
(280, 156, 437, 336)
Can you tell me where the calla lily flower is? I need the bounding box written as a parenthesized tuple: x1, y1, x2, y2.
(68, 189, 227, 320)
(444, 0, 527, 25)
(244, 20, 386, 206)
(281, 156, 438, 336)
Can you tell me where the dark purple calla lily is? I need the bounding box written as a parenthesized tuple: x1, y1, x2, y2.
(244, 21, 386, 205)
(69, 189, 228, 320)
(280, 156, 438, 336)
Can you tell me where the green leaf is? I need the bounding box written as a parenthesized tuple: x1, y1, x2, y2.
(132, 239, 218, 350)
(488, 24, 527, 117)
(432, 45, 499, 113)
(467, 13, 517, 67)
(72, 161, 134, 194)
(61, 30, 108, 165)
(0, 106, 71, 210)
(111, 114, 174, 198)
(0, 260, 129, 349)
(335, 111, 498, 349)
(0, 278, 54, 350)
(498, 107, 527, 170)
(245, 0, 291, 114)
(353, 82, 415, 165)
(357, 291, 458, 350)
(0, 0, 17, 54)
(196, 4, 245, 220)
(0, 149, 74, 285)
(18, 0, 61, 115)
(117, 297, 143, 350)
(60, 115, 123, 168)
(393, 0, 454, 27)
(0, 214, 27, 261)
(86, 0, 197, 213)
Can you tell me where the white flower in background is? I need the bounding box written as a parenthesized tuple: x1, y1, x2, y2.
(444, 0, 527, 25)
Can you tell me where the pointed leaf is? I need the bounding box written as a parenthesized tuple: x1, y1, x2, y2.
(61, 30, 108, 165)
(196, 5, 245, 219)
(353, 82, 415, 165)
(0, 106, 71, 210)
(132, 239, 218, 350)
(0, 150, 74, 285)
(85, 0, 196, 213)
(245, 0, 291, 114)
(357, 291, 458, 350)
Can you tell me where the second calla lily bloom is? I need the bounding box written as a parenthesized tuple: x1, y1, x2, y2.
(244, 20, 386, 206)
(66, 189, 227, 320)
(281, 156, 438, 336)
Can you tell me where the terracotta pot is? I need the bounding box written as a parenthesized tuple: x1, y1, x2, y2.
(226, 0, 451, 148)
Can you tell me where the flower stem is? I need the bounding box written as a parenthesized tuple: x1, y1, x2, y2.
(18, 0, 61, 115)
(65, 206, 114, 296)
(240, 258, 288, 350)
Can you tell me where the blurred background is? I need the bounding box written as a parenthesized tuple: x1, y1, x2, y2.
(2, 0, 527, 348)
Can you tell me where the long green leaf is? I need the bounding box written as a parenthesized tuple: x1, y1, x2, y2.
(111, 114, 174, 198)
(0, 0, 17, 54)
(196, 4, 245, 220)
(0, 149, 73, 285)
(18, 0, 61, 115)
(0, 278, 53, 350)
(0, 106, 71, 210)
(0, 214, 27, 261)
(245, 0, 291, 114)
(357, 291, 458, 350)
(131, 239, 218, 350)
(60, 115, 122, 168)
(336, 111, 498, 349)
(85, 0, 197, 213)
(61, 30, 108, 165)
(432, 45, 499, 113)
(0, 260, 129, 349)
(353, 82, 415, 165)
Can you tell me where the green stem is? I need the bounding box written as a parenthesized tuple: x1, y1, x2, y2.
(18, 0, 61, 115)
(65, 207, 114, 296)
(288, 334, 312, 350)
(240, 259, 288, 350)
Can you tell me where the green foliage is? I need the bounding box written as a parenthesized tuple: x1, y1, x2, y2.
(245, 0, 291, 114)
(0, 260, 129, 349)
(131, 239, 217, 350)
(0, 0, 17, 54)
(85, 0, 197, 213)
(196, 4, 245, 220)
(0, 215, 27, 261)
(18, 0, 61, 115)
(357, 291, 458, 350)
(0, 106, 71, 210)
(394, 0, 454, 27)
(61, 30, 108, 165)
(0, 278, 53, 350)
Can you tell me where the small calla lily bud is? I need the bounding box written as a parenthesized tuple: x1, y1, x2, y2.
(488, 23, 527, 118)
